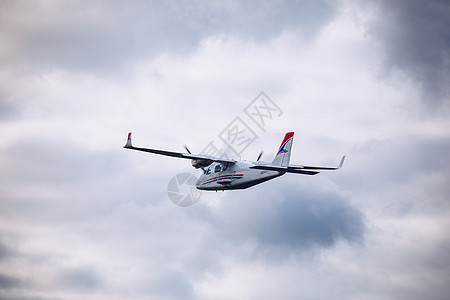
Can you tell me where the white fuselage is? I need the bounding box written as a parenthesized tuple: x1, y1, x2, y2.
(196, 161, 284, 190)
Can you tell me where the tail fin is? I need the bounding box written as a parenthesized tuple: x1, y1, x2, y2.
(272, 132, 294, 166)
(124, 132, 133, 148)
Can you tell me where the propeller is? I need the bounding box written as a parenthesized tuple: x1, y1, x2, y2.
(184, 145, 192, 154)
(184, 145, 205, 171)
(256, 151, 263, 161)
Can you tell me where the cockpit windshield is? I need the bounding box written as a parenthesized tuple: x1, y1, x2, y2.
(204, 164, 228, 175)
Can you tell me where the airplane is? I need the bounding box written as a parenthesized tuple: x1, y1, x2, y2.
(124, 132, 345, 191)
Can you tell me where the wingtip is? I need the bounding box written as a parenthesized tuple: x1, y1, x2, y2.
(338, 155, 346, 169)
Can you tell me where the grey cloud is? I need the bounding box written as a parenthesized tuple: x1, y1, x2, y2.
(208, 185, 365, 258)
(144, 267, 195, 300)
(0, 241, 14, 262)
(204, 0, 336, 42)
(0, 243, 26, 293)
(0, 0, 337, 74)
(57, 267, 102, 291)
(3, 136, 124, 185)
(0, 97, 18, 120)
(343, 135, 450, 214)
(365, 0, 450, 106)
(0, 134, 163, 225)
(0, 273, 23, 290)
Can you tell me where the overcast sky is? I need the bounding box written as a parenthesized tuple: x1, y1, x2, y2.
(1, 0, 449, 299)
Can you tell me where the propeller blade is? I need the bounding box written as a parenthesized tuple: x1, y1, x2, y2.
(184, 145, 192, 154)
(184, 145, 205, 171)
(257, 151, 263, 161)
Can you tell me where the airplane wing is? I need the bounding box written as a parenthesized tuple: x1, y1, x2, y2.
(123, 132, 235, 167)
(250, 156, 345, 175)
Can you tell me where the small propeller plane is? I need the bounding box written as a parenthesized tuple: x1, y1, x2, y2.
(124, 132, 345, 191)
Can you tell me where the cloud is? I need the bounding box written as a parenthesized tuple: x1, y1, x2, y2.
(0, 273, 22, 290)
(363, 0, 450, 106)
(57, 267, 102, 291)
(210, 185, 365, 258)
(0, 241, 14, 262)
(0, 0, 337, 74)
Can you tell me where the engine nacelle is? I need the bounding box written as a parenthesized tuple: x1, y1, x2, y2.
(191, 159, 213, 169)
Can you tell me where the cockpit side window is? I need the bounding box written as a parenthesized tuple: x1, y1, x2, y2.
(204, 166, 211, 175)
(214, 164, 222, 173)
(223, 164, 228, 171)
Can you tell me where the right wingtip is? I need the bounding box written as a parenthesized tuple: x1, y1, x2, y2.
(338, 155, 346, 169)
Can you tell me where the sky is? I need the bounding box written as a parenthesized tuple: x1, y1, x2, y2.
(0, 0, 449, 299)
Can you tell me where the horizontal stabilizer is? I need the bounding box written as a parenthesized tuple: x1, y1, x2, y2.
(251, 156, 345, 175)
(295, 156, 346, 170)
